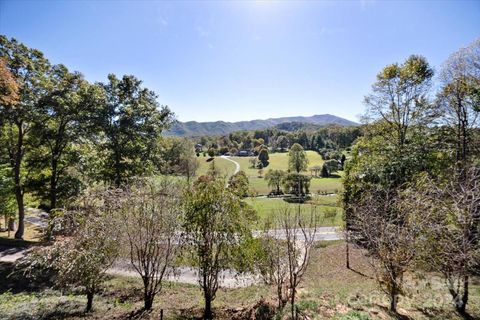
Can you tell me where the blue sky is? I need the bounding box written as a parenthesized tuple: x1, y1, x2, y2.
(1, 1, 479, 122)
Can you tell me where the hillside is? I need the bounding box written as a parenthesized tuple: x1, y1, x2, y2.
(166, 114, 358, 136)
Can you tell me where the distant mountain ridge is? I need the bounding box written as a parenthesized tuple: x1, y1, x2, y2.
(166, 114, 358, 136)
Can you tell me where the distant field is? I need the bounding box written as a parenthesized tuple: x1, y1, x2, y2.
(230, 151, 343, 195)
(196, 156, 236, 177)
(245, 195, 343, 228)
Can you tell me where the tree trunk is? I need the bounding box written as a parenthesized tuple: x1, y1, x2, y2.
(143, 276, 154, 310)
(204, 293, 213, 320)
(144, 295, 154, 310)
(455, 276, 469, 316)
(13, 122, 25, 240)
(389, 291, 398, 313)
(277, 284, 285, 310)
(291, 287, 296, 320)
(50, 157, 57, 210)
(86, 291, 94, 312)
(346, 233, 350, 269)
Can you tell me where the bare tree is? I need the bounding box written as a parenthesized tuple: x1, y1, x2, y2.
(256, 205, 317, 319)
(351, 188, 422, 313)
(120, 177, 182, 310)
(406, 167, 480, 317)
(256, 224, 290, 310)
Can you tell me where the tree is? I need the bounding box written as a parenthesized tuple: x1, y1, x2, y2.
(282, 173, 311, 197)
(288, 143, 308, 173)
(183, 177, 252, 319)
(20, 190, 119, 312)
(96, 74, 174, 187)
(120, 177, 182, 310)
(207, 158, 220, 177)
(256, 206, 318, 319)
(351, 187, 421, 313)
(228, 170, 250, 198)
(258, 147, 269, 167)
(207, 147, 216, 157)
(341, 154, 346, 169)
(255, 226, 289, 310)
(406, 168, 480, 316)
(437, 38, 480, 167)
(0, 36, 50, 239)
(160, 137, 199, 183)
(323, 159, 340, 176)
(276, 135, 289, 151)
(265, 169, 286, 195)
(320, 164, 329, 178)
(32, 65, 103, 210)
(364, 55, 434, 148)
(344, 55, 438, 269)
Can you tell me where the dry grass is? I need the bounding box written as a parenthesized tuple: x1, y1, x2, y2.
(1, 242, 479, 320)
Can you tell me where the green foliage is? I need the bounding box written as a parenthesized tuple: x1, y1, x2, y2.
(158, 137, 199, 181)
(265, 169, 286, 194)
(229, 170, 250, 198)
(282, 173, 311, 196)
(182, 176, 253, 318)
(276, 135, 289, 151)
(26, 65, 100, 209)
(0, 35, 51, 238)
(258, 147, 269, 167)
(320, 164, 329, 177)
(0, 163, 15, 217)
(96, 74, 174, 187)
(288, 143, 308, 173)
(324, 159, 340, 176)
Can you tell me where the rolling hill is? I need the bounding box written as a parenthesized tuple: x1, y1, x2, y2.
(166, 114, 358, 136)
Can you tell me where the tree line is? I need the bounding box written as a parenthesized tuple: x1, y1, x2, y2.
(195, 123, 361, 157)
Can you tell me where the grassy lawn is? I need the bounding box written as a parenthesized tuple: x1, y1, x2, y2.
(245, 195, 343, 228)
(196, 156, 237, 177)
(231, 151, 343, 195)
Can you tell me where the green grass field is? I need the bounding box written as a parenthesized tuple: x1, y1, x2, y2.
(245, 195, 343, 228)
(196, 156, 236, 177)
(230, 151, 342, 195)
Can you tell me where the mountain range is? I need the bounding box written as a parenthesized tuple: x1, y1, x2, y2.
(165, 114, 358, 136)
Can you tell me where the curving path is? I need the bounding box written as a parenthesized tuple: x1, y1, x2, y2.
(220, 155, 240, 175)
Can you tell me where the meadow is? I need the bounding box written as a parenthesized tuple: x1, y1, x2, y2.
(245, 195, 343, 228)
(196, 151, 343, 196)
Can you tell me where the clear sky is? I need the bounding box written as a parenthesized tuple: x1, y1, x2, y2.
(1, 1, 479, 122)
